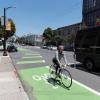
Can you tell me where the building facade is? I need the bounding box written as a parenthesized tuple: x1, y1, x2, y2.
(82, 0, 100, 28)
(54, 22, 82, 46)
(55, 22, 82, 36)
(34, 35, 42, 46)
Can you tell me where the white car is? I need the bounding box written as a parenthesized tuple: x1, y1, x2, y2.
(51, 46, 57, 50)
(48, 46, 57, 50)
(42, 45, 47, 49)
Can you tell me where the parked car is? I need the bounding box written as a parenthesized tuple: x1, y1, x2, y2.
(47, 45, 51, 50)
(47, 45, 57, 50)
(64, 44, 73, 51)
(41, 45, 48, 49)
(21, 44, 25, 46)
(7, 44, 18, 52)
(50, 46, 57, 50)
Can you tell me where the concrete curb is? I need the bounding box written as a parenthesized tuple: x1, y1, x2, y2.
(9, 54, 30, 100)
(0, 49, 30, 100)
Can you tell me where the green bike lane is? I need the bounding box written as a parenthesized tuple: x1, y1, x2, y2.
(19, 66, 100, 100)
(17, 47, 100, 100)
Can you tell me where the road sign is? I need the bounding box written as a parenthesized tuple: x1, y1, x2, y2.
(0, 16, 4, 26)
(6, 20, 11, 31)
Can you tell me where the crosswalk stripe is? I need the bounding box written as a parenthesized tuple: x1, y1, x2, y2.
(17, 60, 45, 64)
(25, 54, 41, 56)
(22, 56, 42, 59)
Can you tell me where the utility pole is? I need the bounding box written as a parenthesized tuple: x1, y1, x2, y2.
(3, 7, 16, 56)
(3, 8, 7, 56)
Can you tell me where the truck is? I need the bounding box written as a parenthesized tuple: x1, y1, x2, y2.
(74, 27, 100, 70)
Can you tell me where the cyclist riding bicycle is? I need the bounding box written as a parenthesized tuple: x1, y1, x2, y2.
(52, 45, 67, 75)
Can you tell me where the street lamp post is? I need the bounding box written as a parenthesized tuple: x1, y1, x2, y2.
(3, 8, 7, 56)
(3, 7, 15, 56)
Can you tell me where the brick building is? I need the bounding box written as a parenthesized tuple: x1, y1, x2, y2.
(82, 0, 100, 27)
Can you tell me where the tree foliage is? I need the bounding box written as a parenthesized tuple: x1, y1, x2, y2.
(0, 18, 16, 39)
(42, 27, 66, 46)
(43, 27, 54, 41)
(65, 33, 76, 45)
(16, 34, 36, 46)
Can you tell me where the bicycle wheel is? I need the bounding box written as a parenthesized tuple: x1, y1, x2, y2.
(61, 69, 72, 88)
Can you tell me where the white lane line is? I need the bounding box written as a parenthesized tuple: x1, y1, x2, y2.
(46, 65, 100, 96)
(25, 54, 41, 56)
(45, 66, 50, 69)
(17, 60, 46, 64)
(22, 56, 42, 59)
(73, 79, 100, 96)
(42, 60, 45, 63)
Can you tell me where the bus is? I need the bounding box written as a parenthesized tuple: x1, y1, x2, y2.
(74, 27, 100, 70)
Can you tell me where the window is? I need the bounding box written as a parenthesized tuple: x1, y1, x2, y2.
(93, 0, 96, 7)
(88, 0, 96, 8)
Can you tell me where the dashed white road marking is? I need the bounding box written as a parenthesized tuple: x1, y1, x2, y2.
(42, 60, 45, 63)
(22, 56, 42, 59)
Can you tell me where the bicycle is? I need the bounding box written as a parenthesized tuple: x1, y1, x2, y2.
(49, 64, 72, 88)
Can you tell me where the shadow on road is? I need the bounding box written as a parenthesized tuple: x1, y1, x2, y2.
(47, 77, 70, 90)
(73, 64, 100, 77)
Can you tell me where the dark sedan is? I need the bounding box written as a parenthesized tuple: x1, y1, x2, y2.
(7, 44, 18, 52)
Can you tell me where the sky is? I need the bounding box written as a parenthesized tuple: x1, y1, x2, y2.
(0, 0, 82, 36)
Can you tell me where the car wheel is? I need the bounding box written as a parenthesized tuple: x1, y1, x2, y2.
(12, 49, 14, 52)
(84, 59, 95, 71)
(15, 49, 18, 52)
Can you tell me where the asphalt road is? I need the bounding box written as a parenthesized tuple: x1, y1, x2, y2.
(9, 45, 100, 96)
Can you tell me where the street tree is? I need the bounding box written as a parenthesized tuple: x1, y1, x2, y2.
(43, 27, 56, 45)
(0, 18, 16, 39)
(43, 28, 53, 40)
(65, 33, 76, 45)
(0, 18, 16, 52)
(55, 35, 65, 46)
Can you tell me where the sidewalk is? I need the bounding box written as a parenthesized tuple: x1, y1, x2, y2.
(0, 46, 30, 100)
